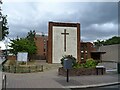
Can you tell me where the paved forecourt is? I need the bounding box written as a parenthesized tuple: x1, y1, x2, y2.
(5, 68, 119, 89)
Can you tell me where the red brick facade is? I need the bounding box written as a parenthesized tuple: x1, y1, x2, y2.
(34, 34, 48, 60)
(80, 42, 96, 62)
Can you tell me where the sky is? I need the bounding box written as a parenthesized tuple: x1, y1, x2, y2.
(0, 0, 119, 49)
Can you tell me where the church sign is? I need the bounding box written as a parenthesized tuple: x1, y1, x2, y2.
(47, 22, 80, 63)
(17, 52, 28, 62)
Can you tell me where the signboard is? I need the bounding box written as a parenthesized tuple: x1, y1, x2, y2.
(17, 52, 28, 62)
(0, 21, 2, 41)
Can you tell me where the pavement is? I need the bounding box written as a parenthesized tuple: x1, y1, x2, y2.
(3, 68, 120, 89)
(1, 61, 119, 89)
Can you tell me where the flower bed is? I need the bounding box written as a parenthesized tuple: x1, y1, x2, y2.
(59, 56, 106, 76)
(58, 67, 106, 76)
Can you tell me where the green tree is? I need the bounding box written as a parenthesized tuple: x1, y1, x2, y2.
(26, 30, 36, 41)
(103, 36, 120, 45)
(9, 30, 37, 61)
(0, 1, 2, 18)
(0, 1, 9, 40)
(94, 36, 120, 47)
(1, 15, 9, 40)
(26, 30, 37, 60)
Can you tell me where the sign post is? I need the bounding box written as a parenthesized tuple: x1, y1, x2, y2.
(63, 58, 72, 82)
(66, 69, 69, 82)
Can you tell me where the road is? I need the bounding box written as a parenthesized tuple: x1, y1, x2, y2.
(71, 84, 120, 90)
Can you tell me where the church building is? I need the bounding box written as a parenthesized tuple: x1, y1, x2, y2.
(47, 22, 80, 63)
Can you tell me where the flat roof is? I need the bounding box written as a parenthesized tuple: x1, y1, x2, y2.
(91, 51, 106, 54)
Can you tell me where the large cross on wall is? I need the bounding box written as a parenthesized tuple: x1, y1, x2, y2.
(61, 29, 69, 52)
(48, 22, 80, 63)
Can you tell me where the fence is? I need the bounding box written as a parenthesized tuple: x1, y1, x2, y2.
(2, 65, 43, 73)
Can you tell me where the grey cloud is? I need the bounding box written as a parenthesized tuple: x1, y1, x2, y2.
(3, 2, 118, 42)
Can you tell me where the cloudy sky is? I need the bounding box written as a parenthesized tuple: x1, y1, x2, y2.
(0, 0, 118, 49)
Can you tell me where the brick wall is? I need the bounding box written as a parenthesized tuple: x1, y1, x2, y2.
(34, 35, 48, 60)
(8, 55, 16, 60)
(80, 42, 96, 62)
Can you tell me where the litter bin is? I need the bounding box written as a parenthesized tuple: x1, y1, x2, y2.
(63, 58, 72, 69)
(117, 62, 120, 74)
(63, 58, 72, 82)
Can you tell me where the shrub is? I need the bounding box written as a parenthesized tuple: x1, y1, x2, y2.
(18, 61, 26, 65)
(8, 60, 16, 66)
(73, 58, 98, 69)
(60, 55, 77, 67)
(84, 58, 98, 68)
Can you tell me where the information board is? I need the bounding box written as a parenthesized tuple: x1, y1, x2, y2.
(17, 52, 28, 62)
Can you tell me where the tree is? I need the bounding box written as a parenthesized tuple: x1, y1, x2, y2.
(26, 30, 37, 60)
(94, 36, 120, 47)
(0, 0, 9, 40)
(9, 30, 37, 61)
(26, 30, 36, 41)
(94, 40, 103, 47)
(1, 15, 9, 39)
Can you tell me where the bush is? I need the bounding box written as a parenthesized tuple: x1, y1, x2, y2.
(18, 61, 26, 65)
(60, 55, 77, 67)
(8, 60, 16, 66)
(73, 58, 98, 69)
(85, 58, 98, 68)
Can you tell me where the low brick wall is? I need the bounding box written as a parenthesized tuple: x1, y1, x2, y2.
(58, 67, 106, 76)
(8, 56, 16, 60)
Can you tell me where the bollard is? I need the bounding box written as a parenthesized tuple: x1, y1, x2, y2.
(117, 62, 120, 74)
(41, 65, 43, 72)
(2, 65, 4, 72)
(8, 66, 10, 73)
(36, 65, 37, 72)
(14, 66, 16, 73)
(29, 66, 31, 73)
(2, 74, 7, 90)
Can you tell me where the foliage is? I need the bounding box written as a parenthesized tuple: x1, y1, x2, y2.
(26, 30, 36, 41)
(10, 38, 36, 55)
(0, 1, 2, 18)
(18, 61, 26, 65)
(73, 58, 98, 69)
(94, 36, 120, 47)
(60, 55, 77, 67)
(1, 15, 9, 40)
(9, 30, 37, 60)
(83, 58, 98, 68)
(61, 56, 98, 69)
(8, 60, 16, 66)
